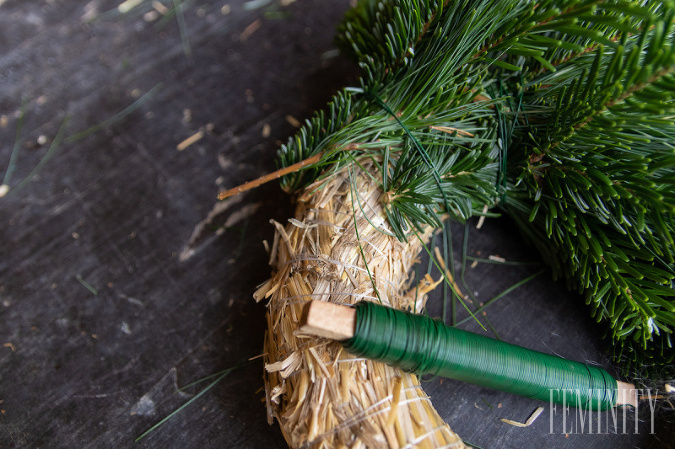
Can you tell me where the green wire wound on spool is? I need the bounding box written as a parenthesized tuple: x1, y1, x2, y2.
(343, 301, 618, 411)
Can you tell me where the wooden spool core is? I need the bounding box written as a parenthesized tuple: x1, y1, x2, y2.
(299, 300, 356, 341)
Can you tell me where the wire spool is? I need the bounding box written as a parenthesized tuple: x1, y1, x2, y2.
(344, 301, 619, 411)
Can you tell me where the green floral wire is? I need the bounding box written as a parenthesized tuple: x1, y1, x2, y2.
(348, 163, 384, 304)
(363, 89, 452, 227)
(344, 301, 619, 411)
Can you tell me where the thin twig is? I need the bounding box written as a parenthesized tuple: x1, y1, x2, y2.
(218, 144, 358, 200)
(217, 152, 323, 200)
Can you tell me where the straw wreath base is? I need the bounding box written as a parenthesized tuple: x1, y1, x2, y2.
(255, 161, 464, 448)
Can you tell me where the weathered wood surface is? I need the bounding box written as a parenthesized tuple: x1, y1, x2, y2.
(0, 1, 671, 448)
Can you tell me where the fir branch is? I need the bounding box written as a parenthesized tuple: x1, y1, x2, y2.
(271, 0, 675, 373)
(336, 0, 449, 72)
(499, 7, 675, 367)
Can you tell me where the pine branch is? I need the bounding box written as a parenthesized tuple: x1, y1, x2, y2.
(503, 5, 675, 367)
(272, 0, 675, 373)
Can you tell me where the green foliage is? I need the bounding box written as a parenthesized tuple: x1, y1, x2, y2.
(276, 0, 675, 373)
(503, 6, 675, 367)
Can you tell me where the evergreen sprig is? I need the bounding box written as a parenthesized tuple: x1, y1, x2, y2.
(275, 0, 675, 373)
(504, 5, 675, 366)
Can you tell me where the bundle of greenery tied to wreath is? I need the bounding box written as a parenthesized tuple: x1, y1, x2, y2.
(223, 0, 675, 447)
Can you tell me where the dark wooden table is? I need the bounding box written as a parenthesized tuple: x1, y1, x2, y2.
(0, 1, 672, 448)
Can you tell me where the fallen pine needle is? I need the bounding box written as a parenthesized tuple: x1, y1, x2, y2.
(75, 274, 98, 295)
(136, 359, 254, 441)
(65, 83, 162, 143)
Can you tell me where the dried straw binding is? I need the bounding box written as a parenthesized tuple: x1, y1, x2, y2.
(255, 161, 464, 448)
